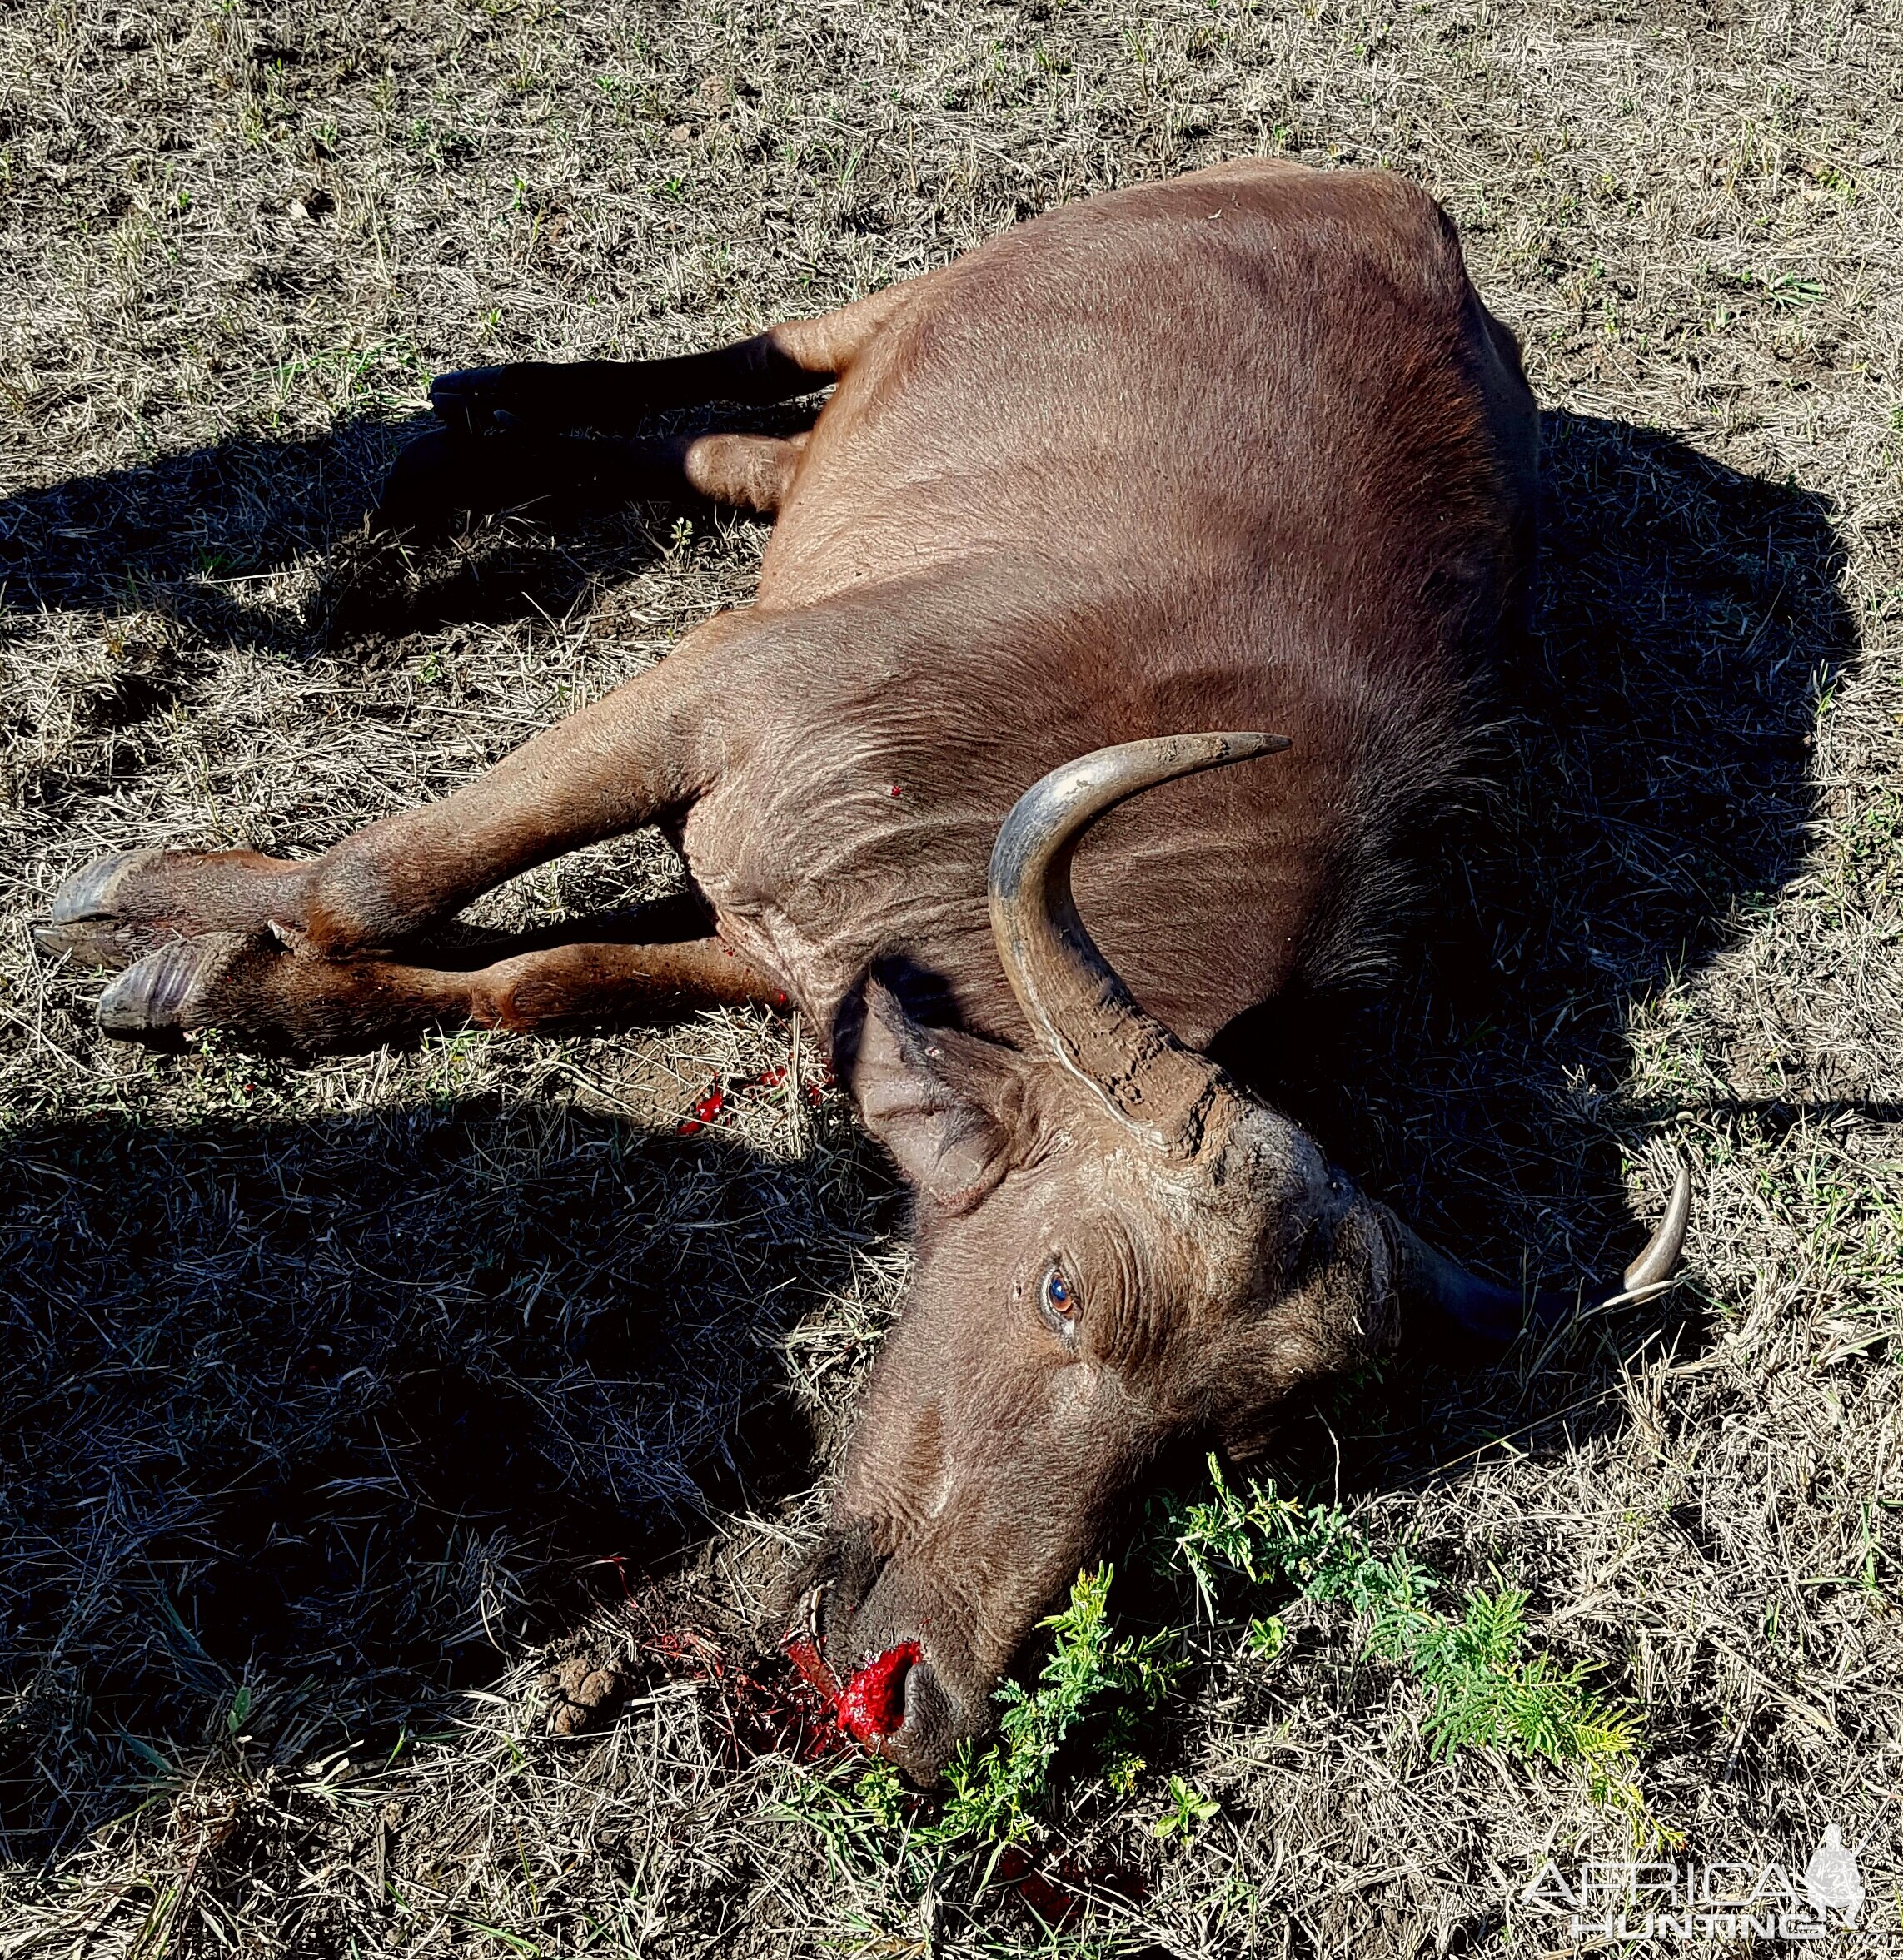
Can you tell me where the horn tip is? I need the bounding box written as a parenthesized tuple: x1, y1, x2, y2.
(1621, 1163, 1693, 1293)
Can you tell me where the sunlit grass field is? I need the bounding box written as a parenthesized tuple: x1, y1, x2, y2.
(2, 0, 1900, 1951)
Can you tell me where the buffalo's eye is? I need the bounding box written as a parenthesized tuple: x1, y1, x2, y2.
(1039, 1262, 1079, 1342)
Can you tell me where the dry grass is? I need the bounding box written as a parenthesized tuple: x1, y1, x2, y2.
(2, 0, 1901, 1952)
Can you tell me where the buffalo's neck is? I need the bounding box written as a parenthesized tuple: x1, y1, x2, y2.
(675, 559, 1456, 1060)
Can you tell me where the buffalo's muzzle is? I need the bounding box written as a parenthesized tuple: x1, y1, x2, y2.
(785, 1545, 972, 1780)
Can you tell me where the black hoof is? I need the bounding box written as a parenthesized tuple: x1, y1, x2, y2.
(429, 363, 515, 435)
(371, 422, 637, 535)
(98, 933, 248, 1042)
(430, 361, 581, 431)
(49, 849, 159, 928)
(368, 427, 469, 537)
(34, 850, 173, 969)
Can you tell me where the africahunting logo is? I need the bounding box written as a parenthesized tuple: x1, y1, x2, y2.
(1524, 1826, 1866, 1942)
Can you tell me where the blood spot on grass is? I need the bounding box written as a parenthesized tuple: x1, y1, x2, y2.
(675, 1083, 728, 1135)
(617, 1602, 845, 1768)
(675, 1062, 830, 1134)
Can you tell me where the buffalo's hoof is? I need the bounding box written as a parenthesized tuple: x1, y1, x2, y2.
(50, 848, 152, 924)
(35, 847, 297, 972)
(374, 418, 641, 537)
(371, 420, 593, 536)
(369, 426, 471, 536)
(35, 850, 180, 970)
(428, 363, 575, 435)
(98, 933, 250, 1042)
(429, 363, 513, 433)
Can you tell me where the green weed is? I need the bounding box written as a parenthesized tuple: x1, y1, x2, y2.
(788, 1456, 1656, 1876)
(1150, 1774, 1218, 1843)
(1170, 1456, 1653, 1829)
(782, 1565, 1179, 1875)
(933, 1565, 1181, 1846)
(790, 1457, 1656, 1874)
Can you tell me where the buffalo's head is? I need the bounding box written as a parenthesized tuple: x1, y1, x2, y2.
(791, 734, 1688, 1778)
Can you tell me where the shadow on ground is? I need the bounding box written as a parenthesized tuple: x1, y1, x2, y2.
(0, 1097, 872, 1856)
(1, 415, 409, 650)
(0, 403, 1859, 1851)
(1221, 408, 1857, 1497)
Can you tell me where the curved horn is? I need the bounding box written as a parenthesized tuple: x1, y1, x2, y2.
(1397, 1165, 1694, 1343)
(987, 732, 1288, 1151)
(1619, 1164, 1692, 1292)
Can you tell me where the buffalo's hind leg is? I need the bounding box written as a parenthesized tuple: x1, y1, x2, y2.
(372, 426, 809, 534)
(426, 283, 920, 435)
(375, 281, 924, 533)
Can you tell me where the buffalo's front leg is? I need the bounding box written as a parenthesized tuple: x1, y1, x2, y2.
(37, 623, 746, 1046)
(92, 933, 781, 1053)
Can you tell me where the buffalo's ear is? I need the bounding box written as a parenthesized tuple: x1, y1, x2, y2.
(846, 982, 1039, 1212)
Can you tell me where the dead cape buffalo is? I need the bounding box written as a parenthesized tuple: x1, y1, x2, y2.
(39, 161, 1687, 1779)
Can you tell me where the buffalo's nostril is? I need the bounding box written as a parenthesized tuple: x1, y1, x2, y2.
(899, 1654, 946, 1739)
(837, 1641, 920, 1745)
(883, 1655, 959, 1783)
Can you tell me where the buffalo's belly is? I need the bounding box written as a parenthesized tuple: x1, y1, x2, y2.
(692, 162, 1522, 1053)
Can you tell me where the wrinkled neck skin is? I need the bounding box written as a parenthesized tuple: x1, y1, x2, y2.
(801, 1051, 1406, 1780)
